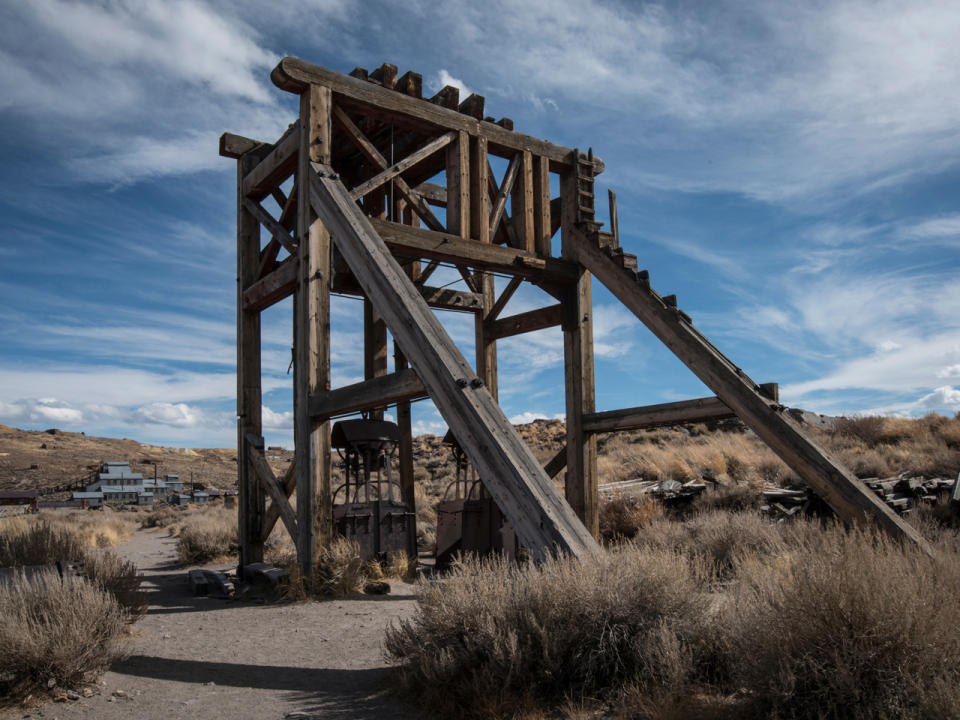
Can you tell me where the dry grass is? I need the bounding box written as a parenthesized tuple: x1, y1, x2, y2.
(386, 511, 960, 719)
(175, 506, 237, 564)
(0, 571, 129, 701)
(598, 493, 663, 542)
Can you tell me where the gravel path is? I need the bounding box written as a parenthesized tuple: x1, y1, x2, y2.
(16, 529, 424, 720)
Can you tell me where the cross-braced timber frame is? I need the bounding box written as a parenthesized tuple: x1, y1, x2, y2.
(221, 57, 928, 581)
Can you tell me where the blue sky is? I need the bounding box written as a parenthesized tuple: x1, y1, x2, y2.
(1, 0, 959, 448)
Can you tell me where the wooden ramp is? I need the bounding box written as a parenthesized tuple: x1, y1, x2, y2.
(565, 225, 930, 552)
(308, 163, 600, 560)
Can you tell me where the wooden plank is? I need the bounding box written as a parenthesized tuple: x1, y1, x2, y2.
(608, 189, 619, 246)
(488, 303, 563, 340)
(243, 256, 298, 311)
(533, 155, 552, 256)
(330, 272, 482, 312)
(237, 152, 265, 569)
(447, 130, 470, 238)
(349, 131, 456, 201)
(413, 181, 446, 207)
(220, 132, 264, 159)
(278, 183, 298, 231)
(561, 169, 598, 537)
(257, 237, 281, 279)
(512, 150, 535, 252)
(489, 153, 520, 241)
(582, 396, 737, 434)
(397, 70, 422, 98)
(243, 126, 300, 200)
(271, 57, 599, 172)
(242, 197, 297, 255)
(544, 445, 568, 479)
(247, 438, 298, 543)
(471, 135, 497, 400)
(364, 300, 388, 419)
(294, 85, 333, 587)
(566, 227, 930, 551)
(488, 276, 523, 321)
(261, 459, 296, 543)
(396, 210, 419, 557)
(309, 164, 599, 559)
(369, 217, 579, 282)
(308, 368, 427, 419)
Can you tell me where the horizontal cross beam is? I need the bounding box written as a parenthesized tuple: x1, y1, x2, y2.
(309, 368, 427, 419)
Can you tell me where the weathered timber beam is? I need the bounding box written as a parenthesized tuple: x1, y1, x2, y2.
(243, 256, 298, 311)
(261, 458, 296, 543)
(257, 237, 282, 279)
(332, 106, 445, 232)
(544, 446, 568, 479)
(220, 132, 265, 159)
(488, 303, 563, 340)
(488, 276, 523, 321)
(489, 153, 521, 239)
(242, 124, 300, 200)
(349, 131, 456, 200)
(414, 181, 447, 207)
(583, 396, 737, 434)
(308, 368, 427, 419)
(242, 197, 297, 255)
(271, 57, 604, 173)
(566, 227, 930, 551)
(309, 164, 600, 559)
(369, 217, 579, 282)
(278, 183, 297, 231)
(246, 437, 298, 542)
(331, 272, 482, 312)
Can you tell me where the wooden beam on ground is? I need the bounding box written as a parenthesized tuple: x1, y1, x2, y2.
(488, 304, 563, 340)
(243, 256, 298, 311)
(566, 227, 930, 552)
(243, 125, 300, 200)
(247, 438, 298, 543)
(261, 459, 296, 543)
(369, 217, 579, 282)
(309, 368, 428, 419)
(272, 57, 603, 172)
(582, 396, 737, 434)
(309, 164, 599, 559)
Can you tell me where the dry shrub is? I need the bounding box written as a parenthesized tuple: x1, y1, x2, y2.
(0, 521, 145, 618)
(314, 537, 365, 597)
(721, 526, 960, 719)
(0, 521, 86, 567)
(599, 493, 662, 542)
(385, 547, 707, 717)
(175, 507, 237, 564)
(33, 512, 134, 548)
(0, 571, 128, 700)
(140, 505, 180, 529)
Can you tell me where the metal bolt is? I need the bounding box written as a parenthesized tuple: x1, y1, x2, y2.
(470, 378, 484, 389)
(456, 378, 468, 388)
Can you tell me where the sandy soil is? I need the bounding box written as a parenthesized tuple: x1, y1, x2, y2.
(12, 529, 424, 720)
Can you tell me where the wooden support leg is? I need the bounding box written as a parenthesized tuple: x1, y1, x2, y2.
(364, 192, 388, 419)
(396, 205, 419, 559)
(471, 136, 498, 398)
(561, 169, 599, 537)
(237, 152, 265, 569)
(295, 84, 333, 586)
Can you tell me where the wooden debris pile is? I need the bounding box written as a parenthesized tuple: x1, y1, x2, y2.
(864, 473, 959, 515)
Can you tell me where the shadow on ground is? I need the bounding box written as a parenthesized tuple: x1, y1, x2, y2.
(113, 656, 422, 719)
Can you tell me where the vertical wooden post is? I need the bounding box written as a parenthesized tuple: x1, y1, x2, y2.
(295, 83, 333, 584)
(472, 135, 498, 398)
(447, 130, 470, 237)
(533, 155, 552, 257)
(396, 203, 418, 559)
(364, 192, 388, 419)
(513, 150, 535, 253)
(560, 166, 598, 537)
(237, 152, 264, 569)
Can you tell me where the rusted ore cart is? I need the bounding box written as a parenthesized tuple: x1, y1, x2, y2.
(221, 58, 928, 583)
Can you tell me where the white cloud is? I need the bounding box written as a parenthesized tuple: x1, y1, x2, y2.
(509, 411, 564, 424)
(261, 406, 293, 430)
(134, 402, 205, 428)
(433, 69, 472, 98)
(917, 386, 960, 410)
(937, 365, 960, 379)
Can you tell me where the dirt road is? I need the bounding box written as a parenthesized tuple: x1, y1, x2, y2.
(19, 529, 423, 720)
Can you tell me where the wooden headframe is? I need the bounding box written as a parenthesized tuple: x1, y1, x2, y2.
(221, 57, 929, 581)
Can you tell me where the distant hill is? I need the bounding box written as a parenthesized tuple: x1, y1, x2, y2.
(0, 425, 292, 494)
